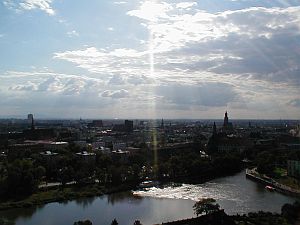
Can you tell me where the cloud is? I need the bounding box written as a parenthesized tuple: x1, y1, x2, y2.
(3, 0, 55, 15)
(287, 99, 300, 107)
(113, 1, 127, 5)
(127, 1, 172, 22)
(176, 2, 197, 9)
(5, 71, 105, 95)
(108, 75, 126, 85)
(101, 89, 129, 98)
(9, 81, 38, 91)
(19, 0, 55, 15)
(53, 47, 149, 76)
(67, 30, 79, 37)
(50, 2, 300, 118)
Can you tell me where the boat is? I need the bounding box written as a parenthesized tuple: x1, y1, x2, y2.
(138, 180, 159, 188)
(265, 185, 275, 191)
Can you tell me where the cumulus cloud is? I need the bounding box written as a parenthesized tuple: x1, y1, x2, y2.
(55, 4, 300, 86)
(6, 71, 104, 95)
(19, 0, 55, 15)
(101, 89, 129, 98)
(176, 2, 197, 9)
(3, 0, 55, 15)
(47, 2, 300, 118)
(53, 47, 149, 75)
(288, 99, 300, 107)
(127, 1, 172, 22)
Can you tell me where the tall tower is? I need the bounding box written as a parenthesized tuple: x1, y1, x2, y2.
(28, 114, 35, 130)
(161, 118, 164, 129)
(223, 111, 229, 128)
(213, 122, 217, 135)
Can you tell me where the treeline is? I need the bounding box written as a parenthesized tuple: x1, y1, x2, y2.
(234, 201, 300, 225)
(0, 159, 45, 197)
(243, 146, 300, 177)
(0, 143, 242, 199)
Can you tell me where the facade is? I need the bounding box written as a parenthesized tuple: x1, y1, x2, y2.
(287, 160, 300, 179)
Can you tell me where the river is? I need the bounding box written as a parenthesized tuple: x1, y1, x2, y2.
(0, 170, 298, 225)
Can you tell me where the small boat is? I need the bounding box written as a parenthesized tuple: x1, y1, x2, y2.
(138, 180, 159, 188)
(265, 185, 275, 191)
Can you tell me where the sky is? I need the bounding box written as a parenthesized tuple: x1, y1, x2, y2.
(0, 0, 300, 119)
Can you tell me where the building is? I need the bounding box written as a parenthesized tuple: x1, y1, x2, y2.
(125, 120, 133, 132)
(45, 141, 69, 151)
(76, 151, 96, 164)
(111, 149, 130, 163)
(113, 142, 126, 151)
(27, 114, 34, 129)
(217, 137, 251, 153)
(222, 111, 233, 131)
(40, 151, 59, 167)
(0, 152, 7, 162)
(90, 120, 103, 127)
(287, 160, 300, 179)
(113, 120, 134, 133)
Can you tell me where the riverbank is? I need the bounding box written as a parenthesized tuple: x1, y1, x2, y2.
(246, 168, 300, 197)
(0, 166, 243, 212)
(0, 183, 136, 211)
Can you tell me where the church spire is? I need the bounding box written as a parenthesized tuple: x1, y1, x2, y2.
(213, 122, 217, 135)
(223, 111, 229, 127)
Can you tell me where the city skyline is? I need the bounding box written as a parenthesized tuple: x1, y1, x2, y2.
(1, 0, 300, 119)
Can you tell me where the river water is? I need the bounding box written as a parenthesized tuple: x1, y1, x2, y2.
(0, 170, 298, 225)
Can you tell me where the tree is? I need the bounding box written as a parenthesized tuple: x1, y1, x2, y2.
(193, 198, 220, 216)
(111, 219, 118, 225)
(133, 220, 142, 225)
(5, 159, 44, 196)
(73, 220, 92, 225)
(0, 218, 15, 225)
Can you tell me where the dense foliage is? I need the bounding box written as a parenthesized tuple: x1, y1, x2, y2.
(0, 142, 242, 199)
(193, 198, 220, 216)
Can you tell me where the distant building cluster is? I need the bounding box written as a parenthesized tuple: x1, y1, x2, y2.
(0, 112, 300, 182)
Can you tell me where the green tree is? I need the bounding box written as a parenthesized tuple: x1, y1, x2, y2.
(5, 159, 44, 195)
(193, 198, 220, 216)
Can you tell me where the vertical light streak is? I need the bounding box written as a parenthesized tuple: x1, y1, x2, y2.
(148, 1, 158, 178)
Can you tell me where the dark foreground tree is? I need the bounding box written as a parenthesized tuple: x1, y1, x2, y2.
(73, 220, 92, 225)
(0, 218, 15, 225)
(133, 220, 142, 225)
(193, 198, 220, 216)
(111, 218, 118, 225)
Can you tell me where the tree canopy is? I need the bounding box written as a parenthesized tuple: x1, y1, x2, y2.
(193, 198, 220, 216)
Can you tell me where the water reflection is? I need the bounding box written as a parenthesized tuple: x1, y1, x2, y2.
(133, 170, 300, 214)
(0, 170, 298, 225)
(74, 197, 96, 209)
(0, 204, 45, 223)
(107, 191, 142, 205)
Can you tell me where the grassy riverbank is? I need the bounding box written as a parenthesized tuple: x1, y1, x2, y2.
(0, 183, 136, 211)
